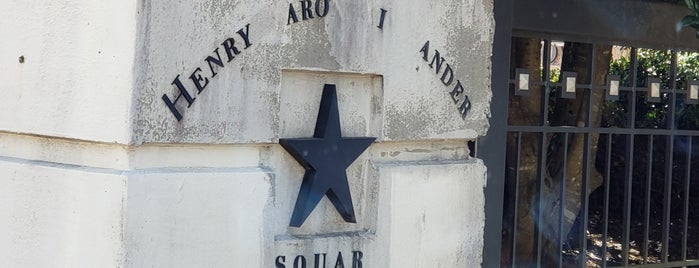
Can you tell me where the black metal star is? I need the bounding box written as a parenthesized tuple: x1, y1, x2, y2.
(280, 84, 376, 227)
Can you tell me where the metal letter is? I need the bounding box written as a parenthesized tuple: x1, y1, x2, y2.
(288, 3, 299, 24)
(450, 80, 464, 103)
(459, 95, 471, 118)
(294, 255, 307, 268)
(221, 38, 240, 62)
(237, 24, 252, 49)
(162, 75, 196, 121)
(429, 50, 445, 74)
(315, 0, 329, 17)
(189, 67, 209, 93)
(419, 41, 430, 61)
(351, 251, 363, 268)
(300, 0, 314, 20)
(334, 252, 344, 268)
(276, 256, 287, 268)
(205, 48, 225, 78)
(378, 9, 387, 29)
(314, 253, 327, 268)
(440, 63, 455, 86)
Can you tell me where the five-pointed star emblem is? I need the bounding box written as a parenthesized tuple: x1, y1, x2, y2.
(280, 84, 376, 227)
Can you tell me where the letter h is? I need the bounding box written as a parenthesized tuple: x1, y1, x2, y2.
(162, 75, 196, 121)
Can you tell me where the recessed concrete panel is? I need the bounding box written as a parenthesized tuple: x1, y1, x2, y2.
(267, 144, 377, 236)
(279, 70, 383, 140)
(375, 160, 486, 267)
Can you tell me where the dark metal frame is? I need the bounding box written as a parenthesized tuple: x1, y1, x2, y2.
(479, 0, 513, 267)
(481, 0, 699, 267)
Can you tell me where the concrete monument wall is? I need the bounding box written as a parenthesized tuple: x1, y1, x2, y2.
(0, 0, 494, 267)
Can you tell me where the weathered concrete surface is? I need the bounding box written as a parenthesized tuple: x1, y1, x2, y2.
(279, 70, 383, 140)
(270, 144, 487, 268)
(0, 0, 137, 144)
(123, 170, 273, 268)
(0, 0, 493, 267)
(0, 134, 487, 267)
(373, 160, 487, 267)
(0, 0, 494, 144)
(132, 0, 493, 144)
(0, 160, 126, 268)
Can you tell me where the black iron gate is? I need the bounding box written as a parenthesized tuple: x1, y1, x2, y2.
(480, 1, 699, 267)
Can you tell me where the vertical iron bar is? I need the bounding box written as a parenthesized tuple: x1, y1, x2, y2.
(622, 134, 635, 266)
(662, 134, 674, 263)
(602, 134, 612, 268)
(683, 136, 691, 262)
(558, 133, 569, 268)
(644, 135, 654, 264)
(542, 39, 551, 125)
(666, 51, 678, 263)
(622, 48, 638, 266)
(578, 43, 596, 268)
(690, 136, 697, 261)
(511, 132, 523, 267)
(630, 48, 638, 129)
(535, 131, 548, 268)
(542, 39, 552, 126)
(535, 38, 552, 268)
(587, 43, 597, 127)
(579, 133, 592, 268)
(587, 47, 597, 268)
(578, 52, 596, 266)
(669, 51, 678, 131)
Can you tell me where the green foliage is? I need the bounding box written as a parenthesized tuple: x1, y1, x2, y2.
(682, 0, 699, 38)
(676, 51, 699, 80)
(549, 68, 560, 83)
(605, 48, 699, 129)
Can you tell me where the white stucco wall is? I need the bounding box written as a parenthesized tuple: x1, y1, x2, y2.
(0, 0, 138, 144)
(123, 171, 272, 267)
(1, 0, 494, 267)
(0, 159, 126, 267)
